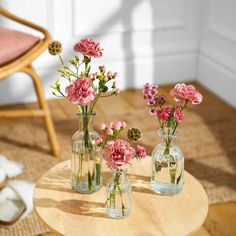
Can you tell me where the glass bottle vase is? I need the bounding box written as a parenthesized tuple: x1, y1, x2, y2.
(106, 169, 131, 219)
(151, 129, 184, 195)
(71, 112, 102, 193)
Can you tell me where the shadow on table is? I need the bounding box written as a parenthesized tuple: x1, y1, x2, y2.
(36, 169, 156, 195)
(34, 198, 107, 218)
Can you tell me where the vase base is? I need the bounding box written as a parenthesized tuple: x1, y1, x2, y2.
(151, 180, 183, 196)
(72, 181, 101, 194)
(106, 208, 130, 219)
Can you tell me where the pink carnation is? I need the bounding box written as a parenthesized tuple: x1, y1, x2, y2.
(103, 139, 136, 170)
(157, 107, 172, 122)
(65, 77, 95, 106)
(74, 38, 103, 58)
(136, 145, 146, 158)
(174, 111, 184, 122)
(170, 83, 203, 105)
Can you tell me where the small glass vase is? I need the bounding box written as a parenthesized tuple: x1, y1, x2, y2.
(151, 129, 184, 195)
(106, 168, 131, 219)
(71, 112, 102, 193)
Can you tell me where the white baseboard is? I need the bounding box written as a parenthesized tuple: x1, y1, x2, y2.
(198, 53, 236, 108)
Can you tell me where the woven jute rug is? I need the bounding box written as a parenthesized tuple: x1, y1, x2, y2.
(0, 86, 235, 236)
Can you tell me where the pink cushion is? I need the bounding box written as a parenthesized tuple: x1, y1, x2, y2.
(0, 27, 40, 66)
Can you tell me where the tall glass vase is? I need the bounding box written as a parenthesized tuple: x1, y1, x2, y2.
(71, 112, 102, 193)
(106, 168, 131, 219)
(151, 129, 184, 195)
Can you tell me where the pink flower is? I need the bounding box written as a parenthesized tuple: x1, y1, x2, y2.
(122, 122, 126, 128)
(170, 83, 203, 105)
(115, 88, 121, 94)
(113, 81, 117, 87)
(107, 71, 112, 77)
(99, 122, 106, 130)
(110, 121, 122, 130)
(103, 139, 136, 170)
(149, 108, 157, 115)
(95, 137, 102, 145)
(156, 95, 167, 106)
(106, 128, 113, 135)
(157, 107, 172, 122)
(99, 65, 105, 71)
(136, 145, 146, 158)
(88, 74, 94, 80)
(74, 38, 103, 58)
(113, 72, 118, 77)
(174, 111, 184, 122)
(65, 77, 95, 106)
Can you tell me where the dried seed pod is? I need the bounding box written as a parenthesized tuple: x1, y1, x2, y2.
(48, 40, 62, 55)
(127, 128, 141, 142)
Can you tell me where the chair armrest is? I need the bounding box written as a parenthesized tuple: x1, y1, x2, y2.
(0, 7, 51, 40)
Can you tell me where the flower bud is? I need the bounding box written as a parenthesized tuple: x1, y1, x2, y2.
(99, 122, 106, 130)
(107, 71, 113, 77)
(99, 65, 105, 71)
(106, 128, 113, 135)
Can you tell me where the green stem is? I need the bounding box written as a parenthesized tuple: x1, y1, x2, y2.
(108, 172, 125, 216)
(58, 54, 65, 65)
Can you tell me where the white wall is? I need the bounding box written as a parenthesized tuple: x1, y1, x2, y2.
(198, 0, 236, 108)
(1, 0, 236, 108)
(0, 0, 201, 105)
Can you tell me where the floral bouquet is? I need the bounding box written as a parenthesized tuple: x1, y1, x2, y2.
(143, 83, 203, 195)
(48, 38, 120, 193)
(96, 121, 146, 218)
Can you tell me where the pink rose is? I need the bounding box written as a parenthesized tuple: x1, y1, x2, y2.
(103, 139, 136, 170)
(65, 77, 95, 106)
(136, 145, 146, 158)
(170, 83, 203, 105)
(74, 38, 103, 58)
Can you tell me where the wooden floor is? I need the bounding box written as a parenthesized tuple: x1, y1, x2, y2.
(1, 82, 235, 236)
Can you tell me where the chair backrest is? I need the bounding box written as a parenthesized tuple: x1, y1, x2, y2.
(0, 7, 51, 79)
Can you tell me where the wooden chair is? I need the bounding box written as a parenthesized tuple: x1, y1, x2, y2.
(0, 8, 59, 157)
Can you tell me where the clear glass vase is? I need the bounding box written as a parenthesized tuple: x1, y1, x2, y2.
(151, 129, 184, 195)
(71, 112, 102, 193)
(106, 168, 131, 219)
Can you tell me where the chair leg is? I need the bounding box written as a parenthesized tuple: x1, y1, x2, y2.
(22, 64, 60, 157)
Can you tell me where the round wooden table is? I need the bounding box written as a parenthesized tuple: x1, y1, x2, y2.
(33, 157, 208, 236)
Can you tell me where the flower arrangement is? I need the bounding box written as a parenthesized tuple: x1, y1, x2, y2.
(143, 83, 203, 194)
(143, 83, 203, 153)
(48, 38, 119, 115)
(48, 38, 120, 193)
(96, 121, 146, 218)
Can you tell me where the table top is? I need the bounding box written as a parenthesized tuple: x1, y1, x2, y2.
(33, 157, 208, 236)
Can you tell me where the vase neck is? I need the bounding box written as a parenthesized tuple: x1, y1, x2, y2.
(158, 128, 178, 147)
(77, 112, 95, 133)
(111, 169, 128, 180)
